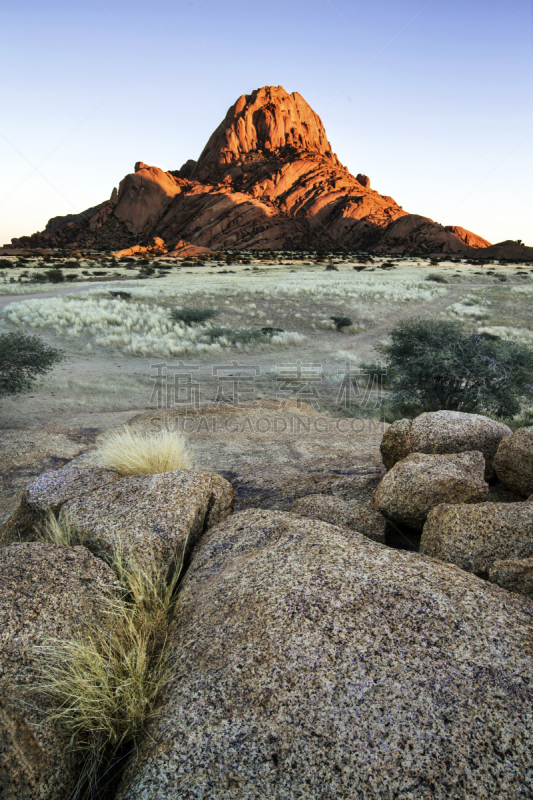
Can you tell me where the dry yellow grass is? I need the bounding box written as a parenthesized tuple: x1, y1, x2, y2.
(37, 540, 185, 799)
(40, 509, 79, 547)
(94, 426, 192, 475)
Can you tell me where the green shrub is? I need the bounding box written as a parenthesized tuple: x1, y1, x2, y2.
(30, 272, 50, 284)
(425, 273, 448, 283)
(170, 308, 218, 325)
(44, 268, 64, 283)
(377, 317, 533, 419)
(330, 315, 353, 330)
(0, 332, 64, 397)
(206, 326, 266, 344)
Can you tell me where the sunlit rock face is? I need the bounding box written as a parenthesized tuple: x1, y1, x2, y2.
(10, 84, 507, 255)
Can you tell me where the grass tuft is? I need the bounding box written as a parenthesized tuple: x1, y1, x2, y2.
(39, 510, 80, 547)
(94, 427, 192, 475)
(37, 542, 182, 799)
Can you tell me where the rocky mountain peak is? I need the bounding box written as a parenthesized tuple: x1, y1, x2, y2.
(193, 85, 337, 181)
(9, 85, 517, 256)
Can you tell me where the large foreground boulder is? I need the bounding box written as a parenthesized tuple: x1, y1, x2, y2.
(372, 451, 488, 529)
(420, 502, 533, 575)
(381, 411, 511, 478)
(116, 509, 533, 800)
(493, 426, 533, 496)
(0, 542, 119, 800)
(0, 466, 119, 545)
(289, 493, 386, 542)
(62, 469, 235, 574)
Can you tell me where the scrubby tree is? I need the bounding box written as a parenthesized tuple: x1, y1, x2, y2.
(378, 317, 533, 419)
(0, 332, 64, 398)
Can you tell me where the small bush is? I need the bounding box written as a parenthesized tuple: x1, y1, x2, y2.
(0, 331, 64, 397)
(425, 273, 448, 283)
(65, 273, 78, 281)
(30, 272, 51, 284)
(44, 268, 64, 283)
(94, 427, 192, 475)
(207, 326, 266, 344)
(330, 315, 353, 330)
(169, 308, 218, 325)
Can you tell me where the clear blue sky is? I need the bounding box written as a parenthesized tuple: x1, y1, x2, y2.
(1, 0, 532, 246)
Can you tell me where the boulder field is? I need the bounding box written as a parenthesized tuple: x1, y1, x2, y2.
(2, 408, 533, 798)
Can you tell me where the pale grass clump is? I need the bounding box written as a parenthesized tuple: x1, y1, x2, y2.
(334, 350, 360, 363)
(477, 325, 533, 346)
(38, 543, 182, 798)
(95, 427, 192, 475)
(40, 510, 79, 547)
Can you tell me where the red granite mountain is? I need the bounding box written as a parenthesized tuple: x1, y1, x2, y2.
(8, 86, 530, 256)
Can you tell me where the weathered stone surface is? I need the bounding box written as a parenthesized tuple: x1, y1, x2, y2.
(420, 502, 533, 574)
(372, 451, 488, 530)
(62, 469, 235, 574)
(125, 401, 387, 512)
(116, 508, 533, 800)
(0, 542, 119, 800)
(380, 410, 511, 478)
(489, 557, 533, 596)
(493, 426, 533, 496)
(0, 466, 118, 545)
(444, 225, 491, 248)
(289, 493, 386, 542)
(12, 85, 499, 256)
(0, 427, 102, 528)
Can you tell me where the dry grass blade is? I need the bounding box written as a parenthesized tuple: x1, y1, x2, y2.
(94, 426, 192, 475)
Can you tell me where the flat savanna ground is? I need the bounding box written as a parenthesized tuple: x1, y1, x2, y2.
(1, 252, 532, 524)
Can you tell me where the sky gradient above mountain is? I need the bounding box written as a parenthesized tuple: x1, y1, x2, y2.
(1, 0, 531, 247)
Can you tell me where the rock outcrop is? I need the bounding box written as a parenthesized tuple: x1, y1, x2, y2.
(493, 426, 533, 496)
(372, 451, 488, 529)
(115, 508, 533, 799)
(0, 542, 119, 800)
(9, 85, 520, 256)
(380, 410, 511, 479)
(61, 469, 235, 574)
(289, 493, 386, 542)
(0, 466, 119, 545)
(420, 502, 533, 574)
(444, 225, 491, 248)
